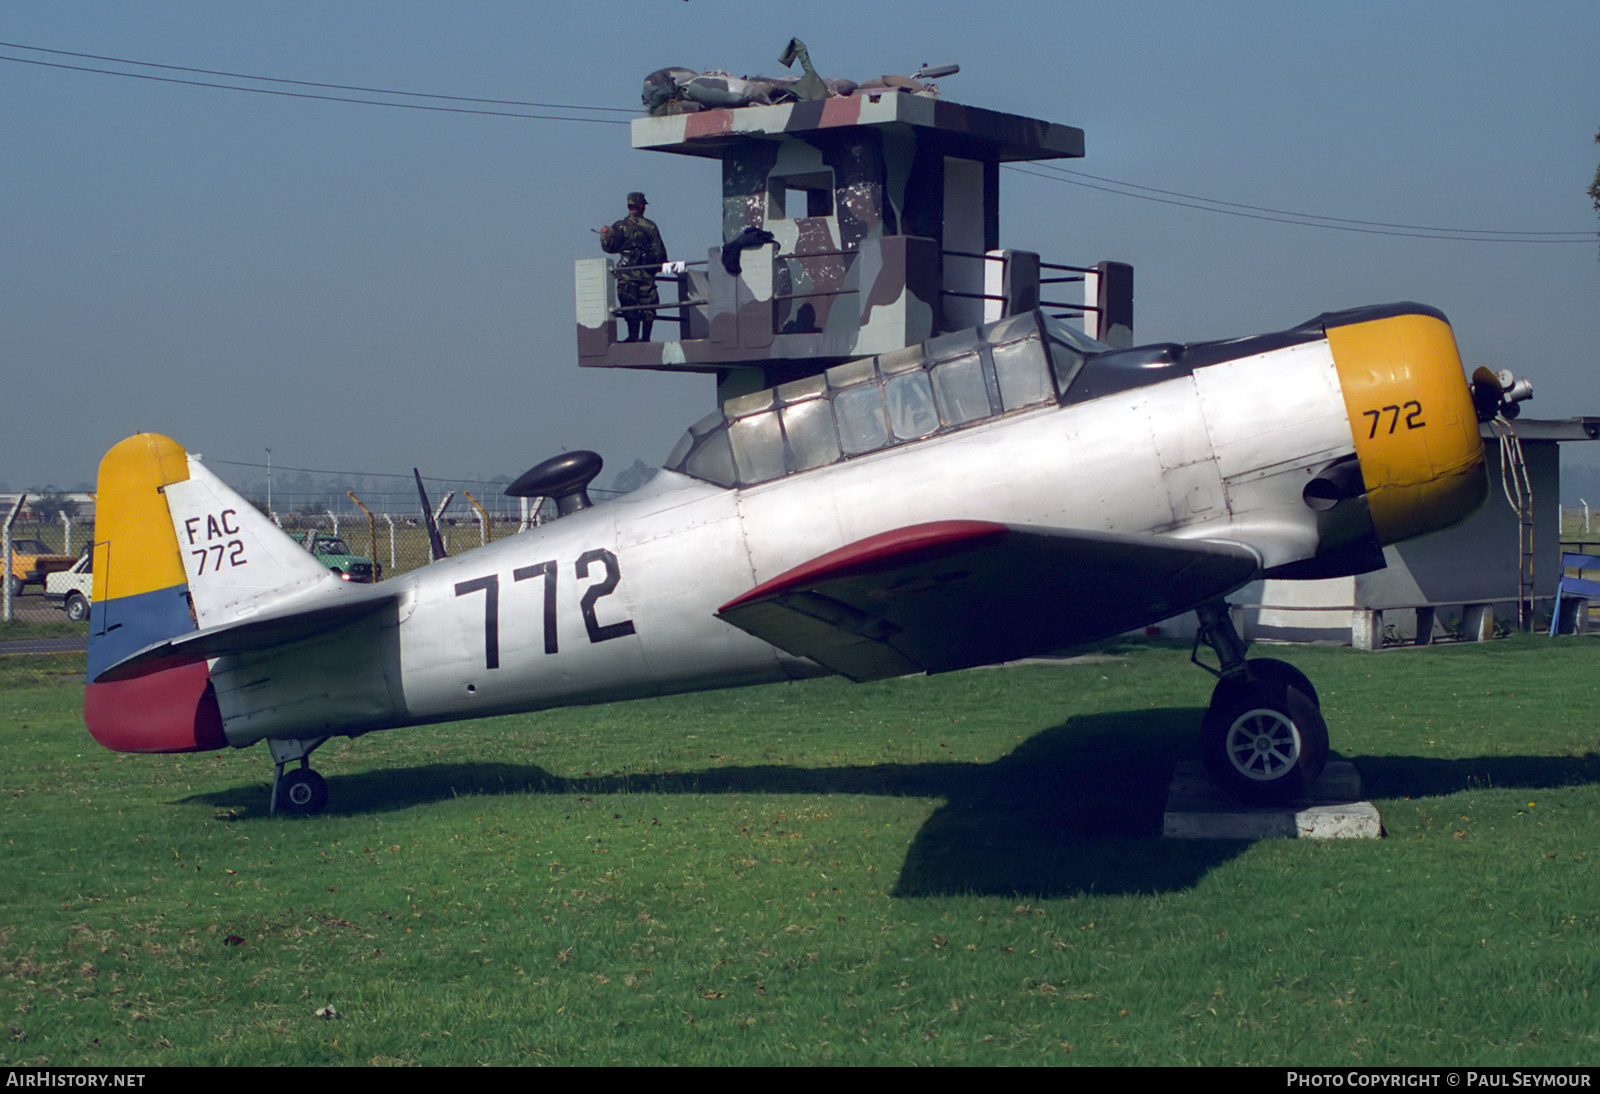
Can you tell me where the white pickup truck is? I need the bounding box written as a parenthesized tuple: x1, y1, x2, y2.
(45, 549, 92, 622)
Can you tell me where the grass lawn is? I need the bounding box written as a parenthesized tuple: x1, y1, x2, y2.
(2, 636, 1598, 1065)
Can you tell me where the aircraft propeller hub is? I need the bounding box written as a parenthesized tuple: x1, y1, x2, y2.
(1471, 366, 1535, 422)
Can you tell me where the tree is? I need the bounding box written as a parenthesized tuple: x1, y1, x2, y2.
(28, 491, 78, 523)
(610, 459, 659, 495)
(1591, 129, 1600, 255)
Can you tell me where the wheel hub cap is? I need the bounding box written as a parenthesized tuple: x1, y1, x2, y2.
(1226, 709, 1301, 781)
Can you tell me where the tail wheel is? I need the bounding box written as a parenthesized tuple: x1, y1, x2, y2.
(1201, 678, 1328, 805)
(276, 768, 328, 815)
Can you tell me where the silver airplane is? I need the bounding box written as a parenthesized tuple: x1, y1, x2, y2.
(84, 302, 1498, 814)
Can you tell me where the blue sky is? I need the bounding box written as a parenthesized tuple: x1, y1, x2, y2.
(4, 1, 1597, 496)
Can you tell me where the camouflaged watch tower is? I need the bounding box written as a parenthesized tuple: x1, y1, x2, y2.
(576, 90, 1133, 401)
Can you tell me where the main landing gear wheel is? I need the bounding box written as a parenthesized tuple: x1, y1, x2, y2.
(276, 768, 328, 815)
(1201, 678, 1328, 806)
(1193, 603, 1330, 805)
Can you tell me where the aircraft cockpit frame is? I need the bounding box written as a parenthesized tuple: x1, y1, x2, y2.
(665, 310, 1106, 489)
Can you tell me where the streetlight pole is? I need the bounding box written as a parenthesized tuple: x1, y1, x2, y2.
(266, 448, 272, 515)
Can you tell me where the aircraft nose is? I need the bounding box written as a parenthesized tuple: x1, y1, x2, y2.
(1326, 309, 1487, 545)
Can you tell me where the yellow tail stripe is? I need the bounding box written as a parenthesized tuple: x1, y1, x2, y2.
(93, 433, 192, 603)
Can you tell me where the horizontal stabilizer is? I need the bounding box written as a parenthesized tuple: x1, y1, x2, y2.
(94, 582, 401, 683)
(717, 521, 1259, 681)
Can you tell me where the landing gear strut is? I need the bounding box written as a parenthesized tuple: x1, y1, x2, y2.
(268, 737, 330, 816)
(1193, 602, 1329, 805)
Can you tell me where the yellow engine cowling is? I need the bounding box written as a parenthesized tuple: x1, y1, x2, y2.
(1327, 309, 1487, 545)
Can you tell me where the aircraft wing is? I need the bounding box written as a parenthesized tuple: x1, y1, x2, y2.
(93, 582, 403, 684)
(716, 521, 1260, 682)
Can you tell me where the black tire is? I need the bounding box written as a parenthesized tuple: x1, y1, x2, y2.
(1201, 678, 1329, 805)
(1210, 658, 1321, 715)
(277, 768, 329, 815)
(64, 592, 90, 622)
(1242, 657, 1319, 708)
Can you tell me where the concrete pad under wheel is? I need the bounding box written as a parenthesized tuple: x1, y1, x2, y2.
(1162, 760, 1382, 840)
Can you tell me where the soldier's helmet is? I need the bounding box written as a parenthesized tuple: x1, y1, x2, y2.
(627, 192, 648, 207)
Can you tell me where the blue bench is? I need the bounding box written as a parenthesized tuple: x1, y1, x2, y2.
(1549, 552, 1600, 636)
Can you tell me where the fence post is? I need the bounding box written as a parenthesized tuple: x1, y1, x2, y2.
(464, 492, 489, 547)
(3, 494, 27, 623)
(347, 492, 378, 574)
(433, 491, 456, 557)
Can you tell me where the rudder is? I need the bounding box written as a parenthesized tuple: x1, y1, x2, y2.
(85, 434, 227, 753)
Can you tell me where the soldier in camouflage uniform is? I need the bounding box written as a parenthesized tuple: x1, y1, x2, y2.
(600, 191, 668, 342)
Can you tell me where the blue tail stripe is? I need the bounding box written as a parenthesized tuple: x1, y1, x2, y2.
(87, 584, 196, 682)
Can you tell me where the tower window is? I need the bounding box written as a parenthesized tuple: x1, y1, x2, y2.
(768, 170, 834, 220)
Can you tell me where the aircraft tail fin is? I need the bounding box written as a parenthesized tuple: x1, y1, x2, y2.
(162, 456, 341, 626)
(84, 434, 343, 753)
(85, 434, 227, 753)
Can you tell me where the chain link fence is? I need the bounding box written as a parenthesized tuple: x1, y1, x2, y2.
(2, 515, 86, 686)
(1, 458, 651, 687)
(273, 508, 539, 581)
(1, 511, 530, 688)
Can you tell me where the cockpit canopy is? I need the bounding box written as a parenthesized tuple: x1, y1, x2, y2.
(665, 311, 1108, 488)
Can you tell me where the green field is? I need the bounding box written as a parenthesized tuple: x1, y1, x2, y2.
(3, 637, 1599, 1065)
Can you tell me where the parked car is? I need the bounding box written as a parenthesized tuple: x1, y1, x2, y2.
(288, 531, 381, 583)
(45, 548, 93, 621)
(6, 537, 75, 597)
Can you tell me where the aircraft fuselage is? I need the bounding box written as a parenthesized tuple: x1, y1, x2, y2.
(202, 310, 1465, 747)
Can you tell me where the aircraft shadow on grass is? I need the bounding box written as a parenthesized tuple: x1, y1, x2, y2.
(184, 709, 1600, 900)
(1345, 752, 1600, 802)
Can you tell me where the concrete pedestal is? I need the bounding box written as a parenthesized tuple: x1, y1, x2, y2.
(1163, 761, 1382, 839)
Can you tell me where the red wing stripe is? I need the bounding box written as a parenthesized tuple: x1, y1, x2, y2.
(719, 521, 1008, 613)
